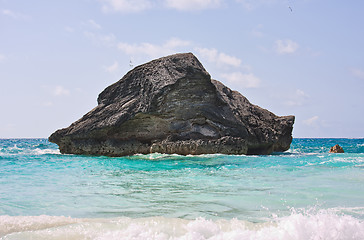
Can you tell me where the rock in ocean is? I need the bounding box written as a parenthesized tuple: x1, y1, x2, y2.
(329, 144, 344, 153)
(49, 53, 295, 156)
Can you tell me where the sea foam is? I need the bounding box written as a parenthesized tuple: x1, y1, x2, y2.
(1, 210, 364, 240)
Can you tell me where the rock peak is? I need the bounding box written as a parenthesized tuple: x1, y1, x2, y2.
(49, 53, 294, 156)
(97, 52, 209, 106)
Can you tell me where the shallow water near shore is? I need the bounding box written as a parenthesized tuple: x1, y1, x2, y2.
(1, 138, 364, 239)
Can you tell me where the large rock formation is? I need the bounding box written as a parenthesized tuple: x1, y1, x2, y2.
(49, 53, 294, 156)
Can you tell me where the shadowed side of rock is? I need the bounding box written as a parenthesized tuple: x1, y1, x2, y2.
(49, 53, 294, 156)
(211, 79, 294, 154)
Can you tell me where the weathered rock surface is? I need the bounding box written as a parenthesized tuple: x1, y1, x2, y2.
(329, 144, 344, 153)
(49, 53, 295, 156)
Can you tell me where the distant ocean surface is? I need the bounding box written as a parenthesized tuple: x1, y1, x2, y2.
(0, 138, 363, 239)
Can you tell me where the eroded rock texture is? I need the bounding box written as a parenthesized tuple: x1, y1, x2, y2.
(49, 53, 295, 156)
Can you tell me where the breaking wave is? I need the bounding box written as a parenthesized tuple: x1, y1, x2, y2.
(0, 139, 60, 156)
(1, 209, 364, 240)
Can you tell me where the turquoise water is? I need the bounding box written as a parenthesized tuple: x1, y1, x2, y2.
(1, 138, 364, 239)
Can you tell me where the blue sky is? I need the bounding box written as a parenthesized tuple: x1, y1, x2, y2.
(1, 0, 364, 138)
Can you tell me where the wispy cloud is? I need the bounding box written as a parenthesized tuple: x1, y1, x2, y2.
(351, 68, 364, 80)
(270, 88, 309, 107)
(164, 38, 192, 49)
(303, 116, 319, 127)
(98, 0, 285, 13)
(221, 72, 261, 88)
(53, 85, 70, 97)
(236, 0, 256, 10)
(90, 33, 261, 90)
(0, 54, 5, 62)
(104, 61, 119, 73)
(64, 26, 75, 33)
(285, 89, 309, 106)
(251, 24, 264, 38)
(1, 9, 28, 19)
(100, 0, 153, 13)
(100, 0, 223, 13)
(116, 38, 262, 91)
(165, 0, 223, 11)
(42, 101, 54, 107)
(84, 31, 116, 47)
(195, 48, 241, 68)
(275, 39, 299, 54)
(236, 0, 279, 10)
(117, 38, 191, 59)
(87, 19, 102, 29)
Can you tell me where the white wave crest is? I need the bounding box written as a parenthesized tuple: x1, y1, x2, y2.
(32, 148, 60, 155)
(0, 147, 60, 156)
(1, 211, 364, 240)
(131, 153, 184, 160)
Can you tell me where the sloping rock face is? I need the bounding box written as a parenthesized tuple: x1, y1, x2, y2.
(49, 53, 295, 156)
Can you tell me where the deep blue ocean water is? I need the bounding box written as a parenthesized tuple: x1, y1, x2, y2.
(0, 138, 363, 239)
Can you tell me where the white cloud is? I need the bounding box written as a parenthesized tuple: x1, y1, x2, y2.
(306, 47, 322, 57)
(164, 38, 191, 49)
(104, 61, 119, 73)
(295, 89, 307, 97)
(219, 53, 242, 67)
(0, 54, 5, 62)
(117, 38, 192, 59)
(351, 68, 364, 80)
(1, 9, 28, 19)
(42, 101, 53, 107)
(241, 64, 252, 72)
(195, 48, 241, 68)
(53, 86, 70, 97)
(165, 0, 222, 11)
(100, 0, 152, 13)
(251, 24, 264, 38)
(116, 39, 261, 91)
(84, 31, 116, 47)
(88, 19, 102, 29)
(252, 30, 264, 38)
(2, 9, 16, 17)
(275, 39, 299, 54)
(64, 26, 75, 33)
(221, 72, 261, 88)
(97, 0, 283, 13)
(303, 116, 319, 127)
(99, 34, 116, 46)
(236, 0, 279, 10)
(236, 0, 255, 10)
(285, 89, 309, 106)
(100, 0, 223, 12)
(118, 42, 172, 59)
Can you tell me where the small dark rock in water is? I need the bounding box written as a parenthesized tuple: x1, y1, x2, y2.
(329, 144, 344, 153)
(49, 53, 295, 156)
